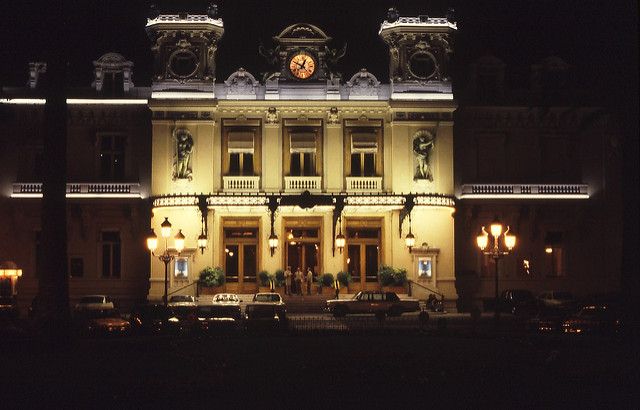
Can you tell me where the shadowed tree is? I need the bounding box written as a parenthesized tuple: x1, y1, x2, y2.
(32, 1, 70, 334)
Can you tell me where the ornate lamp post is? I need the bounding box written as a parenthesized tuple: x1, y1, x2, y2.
(477, 216, 516, 320)
(147, 217, 185, 306)
(405, 214, 416, 253)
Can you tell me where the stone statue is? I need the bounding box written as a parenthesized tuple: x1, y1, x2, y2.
(413, 130, 434, 181)
(173, 128, 194, 180)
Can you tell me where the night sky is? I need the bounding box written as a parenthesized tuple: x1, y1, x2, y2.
(1, 0, 637, 106)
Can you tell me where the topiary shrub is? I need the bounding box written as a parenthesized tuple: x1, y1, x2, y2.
(258, 270, 270, 286)
(274, 269, 285, 287)
(199, 266, 225, 287)
(337, 271, 353, 288)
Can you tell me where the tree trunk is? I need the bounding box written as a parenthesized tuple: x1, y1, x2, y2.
(33, 4, 70, 335)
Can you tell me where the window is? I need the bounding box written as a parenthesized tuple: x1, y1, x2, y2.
(290, 133, 316, 176)
(222, 123, 261, 179)
(101, 231, 121, 278)
(100, 135, 125, 181)
(344, 123, 383, 179)
(544, 232, 565, 277)
(228, 132, 254, 176)
(350, 133, 378, 177)
(69, 257, 84, 278)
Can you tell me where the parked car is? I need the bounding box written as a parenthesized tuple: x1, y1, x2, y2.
(251, 293, 287, 318)
(74, 295, 114, 312)
(325, 291, 420, 317)
(78, 308, 130, 337)
(168, 295, 196, 306)
(496, 289, 537, 315)
(536, 291, 576, 312)
(129, 304, 182, 335)
(243, 303, 287, 332)
(562, 305, 621, 334)
(212, 293, 242, 304)
(190, 303, 242, 333)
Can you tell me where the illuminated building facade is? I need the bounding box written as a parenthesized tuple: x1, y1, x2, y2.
(145, 12, 458, 306)
(0, 7, 622, 313)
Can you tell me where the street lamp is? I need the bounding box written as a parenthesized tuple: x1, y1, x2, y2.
(147, 217, 185, 306)
(405, 214, 416, 253)
(476, 215, 516, 320)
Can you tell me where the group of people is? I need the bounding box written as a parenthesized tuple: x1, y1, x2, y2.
(284, 266, 313, 296)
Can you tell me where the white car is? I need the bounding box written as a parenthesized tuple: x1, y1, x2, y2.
(74, 295, 114, 311)
(212, 293, 241, 304)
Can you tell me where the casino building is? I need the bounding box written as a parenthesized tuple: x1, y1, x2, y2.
(0, 6, 621, 314)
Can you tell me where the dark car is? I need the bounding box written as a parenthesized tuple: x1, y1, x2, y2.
(562, 305, 621, 335)
(251, 293, 287, 318)
(243, 303, 287, 332)
(190, 304, 242, 333)
(129, 304, 182, 335)
(497, 289, 537, 315)
(77, 308, 131, 337)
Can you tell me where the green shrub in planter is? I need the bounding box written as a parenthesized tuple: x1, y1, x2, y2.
(317, 273, 334, 288)
(275, 269, 285, 287)
(258, 270, 270, 286)
(199, 266, 225, 287)
(393, 267, 407, 286)
(337, 271, 352, 288)
(377, 263, 395, 286)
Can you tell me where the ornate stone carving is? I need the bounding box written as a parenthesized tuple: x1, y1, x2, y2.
(327, 107, 339, 125)
(224, 68, 258, 97)
(346, 69, 381, 97)
(266, 107, 278, 125)
(172, 127, 194, 181)
(413, 129, 435, 181)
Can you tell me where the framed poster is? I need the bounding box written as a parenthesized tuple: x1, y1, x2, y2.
(174, 256, 188, 278)
(417, 256, 433, 278)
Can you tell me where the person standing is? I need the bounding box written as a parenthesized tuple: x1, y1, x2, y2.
(294, 267, 303, 296)
(284, 266, 292, 296)
(305, 268, 313, 295)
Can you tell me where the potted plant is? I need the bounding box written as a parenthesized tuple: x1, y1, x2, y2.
(317, 273, 335, 294)
(378, 263, 407, 294)
(337, 271, 352, 293)
(258, 270, 271, 292)
(274, 269, 286, 294)
(199, 266, 225, 294)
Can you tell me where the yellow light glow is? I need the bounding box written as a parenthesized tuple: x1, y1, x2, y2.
(174, 229, 185, 253)
(545, 247, 553, 254)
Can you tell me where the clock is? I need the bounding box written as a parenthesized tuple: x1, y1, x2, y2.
(289, 52, 316, 79)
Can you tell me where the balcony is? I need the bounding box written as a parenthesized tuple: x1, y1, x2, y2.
(223, 176, 260, 192)
(284, 176, 321, 193)
(12, 182, 142, 198)
(345, 177, 382, 193)
(459, 184, 589, 199)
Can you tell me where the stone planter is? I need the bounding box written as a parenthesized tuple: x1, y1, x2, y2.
(382, 285, 407, 294)
(200, 286, 224, 295)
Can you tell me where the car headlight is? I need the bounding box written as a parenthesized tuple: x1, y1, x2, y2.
(168, 317, 179, 323)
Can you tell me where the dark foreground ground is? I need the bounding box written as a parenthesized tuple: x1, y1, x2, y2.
(1, 330, 637, 409)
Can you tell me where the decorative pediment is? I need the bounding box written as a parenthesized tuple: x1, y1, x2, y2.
(224, 68, 258, 97)
(346, 69, 381, 97)
(274, 23, 331, 43)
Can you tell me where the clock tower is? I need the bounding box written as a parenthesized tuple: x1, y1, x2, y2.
(379, 9, 456, 98)
(146, 9, 224, 95)
(260, 23, 346, 84)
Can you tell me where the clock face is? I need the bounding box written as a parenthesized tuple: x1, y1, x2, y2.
(289, 53, 316, 79)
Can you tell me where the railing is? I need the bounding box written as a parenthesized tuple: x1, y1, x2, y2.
(284, 176, 322, 193)
(12, 182, 141, 197)
(460, 183, 588, 199)
(223, 176, 260, 192)
(345, 177, 382, 193)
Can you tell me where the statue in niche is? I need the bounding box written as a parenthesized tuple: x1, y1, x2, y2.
(173, 127, 194, 180)
(413, 130, 435, 181)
